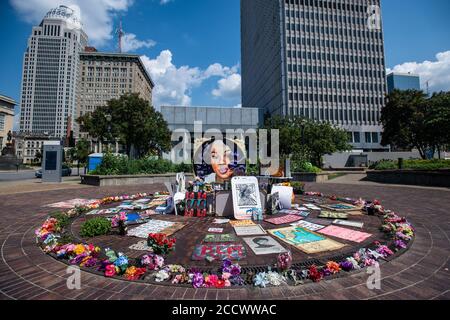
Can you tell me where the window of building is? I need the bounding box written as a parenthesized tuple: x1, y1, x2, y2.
(0, 114, 5, 131)
(353, 132, 361, 143)
(372, 132, 379, 143)
(365, 132, 372, 143)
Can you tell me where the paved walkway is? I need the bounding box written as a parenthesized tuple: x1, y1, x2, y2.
(325, 173, 450, 192)
(0, 183, 449, 300)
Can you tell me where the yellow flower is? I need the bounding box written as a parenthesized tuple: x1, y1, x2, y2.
(74, 244, 85, 255)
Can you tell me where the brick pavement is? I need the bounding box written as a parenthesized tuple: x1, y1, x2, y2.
(0, 182, 449, 300)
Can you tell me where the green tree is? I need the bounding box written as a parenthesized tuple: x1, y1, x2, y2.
(426, 92, 450, 157)
(263, 116, 351, 167)
(381, 89, 438, 159)
(78, 93, 171, 158)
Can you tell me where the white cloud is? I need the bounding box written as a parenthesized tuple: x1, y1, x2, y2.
(121, 33, 156, 53)
(387, 51, 450, 93)
(10, 0, 134, 46)
(159, 0, 173, 4)
(212, 73, 242, 99)
(141, 50, 241, 107)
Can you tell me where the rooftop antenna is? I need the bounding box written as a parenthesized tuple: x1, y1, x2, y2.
(116, 19, 124, 53)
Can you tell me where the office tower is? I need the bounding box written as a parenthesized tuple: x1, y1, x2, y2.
(387, 72, 421, 93)
(241, 0, 388, 150)
(19, 5, 88, 138)
(77, 50, 155, 138)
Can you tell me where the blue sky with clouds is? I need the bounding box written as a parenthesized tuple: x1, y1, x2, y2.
(1, 0, 450, 118)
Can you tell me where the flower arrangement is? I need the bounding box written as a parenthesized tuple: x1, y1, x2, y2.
(36, 190, 416, 288)
(111, 212, 128, 236)
(140, 254, 165, 271)
(147, 233, 176, 255)
(277, 251, 292, 272)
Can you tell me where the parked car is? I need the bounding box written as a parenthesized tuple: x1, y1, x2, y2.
(35, 164, 72, 178)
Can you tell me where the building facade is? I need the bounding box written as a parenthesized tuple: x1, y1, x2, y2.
(387, 72, 421, 93)
(19, 5, 88, 138)
(241, 0, 388, 151)
(77, 51, 155, 138)
(0, 95, 16, 151)
(161, 106, 259, 134)
(14, 133, 58, 164)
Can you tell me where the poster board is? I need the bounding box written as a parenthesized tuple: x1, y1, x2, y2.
(231, 176, 262, 220)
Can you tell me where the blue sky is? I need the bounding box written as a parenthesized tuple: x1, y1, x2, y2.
(1, 0, 450, 119)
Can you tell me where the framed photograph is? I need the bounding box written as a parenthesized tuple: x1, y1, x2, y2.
(233, 224, 267, 236)
(231, 176, 262, 220)
(243, 236, 286, 255)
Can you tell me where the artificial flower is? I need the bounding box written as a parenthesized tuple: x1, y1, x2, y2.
(308, 265, 322, 283)
(155, 270, 170, 282)
(277, 251, 292, 272)
(326, 261, 341, 274)
(105, 264, 116, 277)
(254, 272, 269, 288)
(339, 260, 354, 272)
(266, 271, 285, 286)
(191, 272, 204, 288)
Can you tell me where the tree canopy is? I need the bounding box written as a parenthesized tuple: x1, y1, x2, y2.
(263, 115, 351, 167)
(78, 93, 171, 158)
(381, 90, 450, 159)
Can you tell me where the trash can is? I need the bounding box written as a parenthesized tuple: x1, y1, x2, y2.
(87, 153, 104, 172)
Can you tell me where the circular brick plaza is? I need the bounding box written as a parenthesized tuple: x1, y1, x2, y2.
(1, 182, 449, 300)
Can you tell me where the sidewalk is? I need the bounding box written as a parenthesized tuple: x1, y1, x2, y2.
(0, 177, 91, 195)
(325, 173, 450, 192)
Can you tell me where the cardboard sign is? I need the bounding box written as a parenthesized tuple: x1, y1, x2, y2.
(290, 220, 325, 232)
(318, 225, 372, 243)
(332, 219, 364, 229)
(264, 214, 303, 225)
(296, 238, 346, 254)
(203, 234, 238, 243)
(191, 244, 246, 261)
(231, 176, 262, 220)
(318, 211, 349, 220)
(271, 186, 293, 209)
(233, 225, 267, 236)
(269, 226, 326, 246)
(243, 236, 286, 255)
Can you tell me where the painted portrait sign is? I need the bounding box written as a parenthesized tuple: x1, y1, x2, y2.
(193, 137, 246, 183)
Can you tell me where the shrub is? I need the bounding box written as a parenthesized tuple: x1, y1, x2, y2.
(90, 152, 193, 176)
(372, 159, 450, 171)
(80, 217, 111, 238)
(292, 161, 322, 173)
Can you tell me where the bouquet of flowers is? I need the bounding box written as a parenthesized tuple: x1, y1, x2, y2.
(111, 212, 127, 236)
(147, 233, 176, 255)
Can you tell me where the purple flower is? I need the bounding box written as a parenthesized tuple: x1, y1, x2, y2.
(339, 261, 354, 272)
(394, 240, 407, 249)
(230, 264, 241, 276)
(230, 275, 245, 286)
(192, 272, 204, 288)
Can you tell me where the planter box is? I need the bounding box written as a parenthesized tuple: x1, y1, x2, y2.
(81, 173, 195, 187)
(292, 172, 329, 183)
(366, 170, 450, 188)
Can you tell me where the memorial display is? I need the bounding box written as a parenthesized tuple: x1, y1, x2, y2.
(34, 172, 416, 289)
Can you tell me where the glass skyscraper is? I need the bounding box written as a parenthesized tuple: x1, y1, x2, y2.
(19, 5, 88, 138)
(241, 0, 388, 150)
(387, 72, 421, 93)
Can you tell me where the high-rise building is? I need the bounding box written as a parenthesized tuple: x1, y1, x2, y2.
(77, 50, 155, 138)
(387, 72, 421, 93)
(241, 0, 388, 151)
(19, 5, 88, 138)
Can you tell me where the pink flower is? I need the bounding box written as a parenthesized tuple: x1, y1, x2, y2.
(105, 264, 116, 277)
